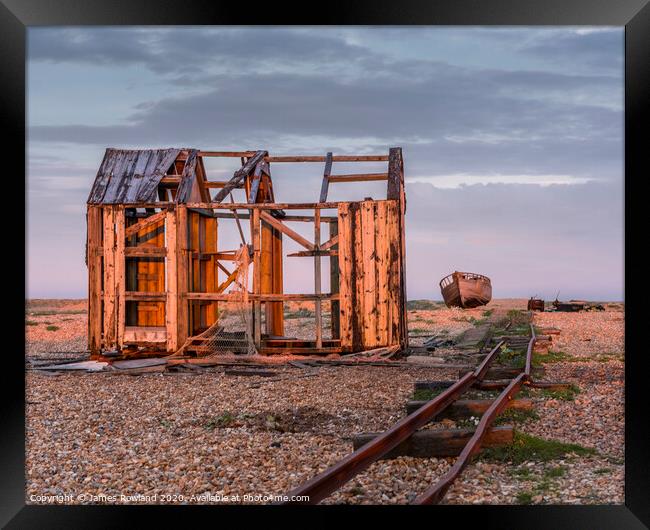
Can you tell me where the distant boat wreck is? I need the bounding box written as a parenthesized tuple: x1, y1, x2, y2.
(440, 271, 492, 309)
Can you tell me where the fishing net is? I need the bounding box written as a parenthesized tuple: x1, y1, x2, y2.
(177, 245, 257, 356)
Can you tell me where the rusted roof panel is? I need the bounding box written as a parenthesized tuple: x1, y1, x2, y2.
(87, 148, 182, 204)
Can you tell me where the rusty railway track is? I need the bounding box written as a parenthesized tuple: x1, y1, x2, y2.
(282, 323, 537, 505)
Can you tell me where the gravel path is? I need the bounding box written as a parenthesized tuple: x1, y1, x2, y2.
(25, 299, 625, 505)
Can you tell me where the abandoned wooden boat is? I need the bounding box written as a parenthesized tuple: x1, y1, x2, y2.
(439, 271, 492, 309)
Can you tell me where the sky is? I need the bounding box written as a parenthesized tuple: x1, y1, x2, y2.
(26, 26, 624, 301)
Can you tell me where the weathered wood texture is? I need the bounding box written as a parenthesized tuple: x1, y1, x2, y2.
(352, 426, 514, 458)
(329, 220, 340, 339)
(87, 206, 103, 357)
(175, 206, 189, 347)
(87, 147, 407, 357)
(213, 150, 267, 203)
(165, 210, 178, 351)
(187, 210, 219, 335)
(102, 207, 117, 347)
(387, 147, 408, 350)
(319, 152, 333, 203)
(337, 200, 404, 351)
(175, 149, 200, 203)
(261, 218, 284, 336)
(405, 398, 533, 418)
(88, 148, 181, 204)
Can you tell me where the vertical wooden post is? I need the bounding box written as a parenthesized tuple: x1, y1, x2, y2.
(261, 216, 273, 333)
(165, 208, 178, 352)
(204, 216, 218, 326)
(115, 206, 126, 349)
(314, 208, 322, 349)
(271, 226, 284, 336)
(361, 200, 377, 348)
(252, 207, 262, 350)
(87, 206, 103, 357)
(337, 203, 353, 352)
(375, 202, 389, 346)
(329, 220, 340, 340)
(176, 206, 189, 348)
(262, 222, 284, 336)
(387, 147, 408, 350)
(102, 207, 116, 349)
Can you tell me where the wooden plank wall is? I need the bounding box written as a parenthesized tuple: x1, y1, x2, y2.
(261, 222, 284, 336)
(130, 213, 166, 327)
(337, 200, 403, 351)
(329, 220, 340, 339)
(87, 206, 103, 357)
(176, 206, 189, 347)
(102, 207, 117, 348)
(188, 211, 219, 335)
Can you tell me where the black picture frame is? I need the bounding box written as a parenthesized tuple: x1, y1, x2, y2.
(3, 1, 648, 526)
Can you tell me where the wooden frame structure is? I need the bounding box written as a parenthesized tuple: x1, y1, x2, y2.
(86, 147, 408, 358)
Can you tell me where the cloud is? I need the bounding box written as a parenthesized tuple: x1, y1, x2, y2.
(26, 27, 624, 299)
(407, 174, 593, 188)
(29, 62, 622, 185)
(405, 180, 623, 300)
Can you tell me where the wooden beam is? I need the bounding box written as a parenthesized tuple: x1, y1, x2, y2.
(123, 326, 167, 343)
(124, 210, 167, 238)
(387, 148, 402, 200)
(185, 292, 339, 301)
(102, 207, 117, 348)
(261, 202, 283, 336)
(159, 176, 181, 185)
(314, 208, 322, 349)
(124, 247, 168, 257)
(320, 234, 339, 251)
(248, 161, 265, 204)
(87, 206, 103, 357)
(125, 291, 167, 301)
(210, 212, 338, 222)
(175, 149, 199, 203)
(319, 152, 333, 203)
(259, 211, 314, 250)
(203, 182, 228, 188)
(329, 220, 340, 340)
(216, 265, 241, 293)
(287, 250, 338, 257)
(198, 151, 257, 158)
(213, 150, 267, 203)
(405, 398, 533, 419)
(252, 208, 262, 350)
(165, 209, 178, 352)
(352, 426, 514, 459)
(328, 173, 388, 183)
(194, 155, 211, 203)
(122, 201, 342, 210)
(266, 155, 388, 162)
(175, 206, 189, 348)
(337, 203, 353, 351)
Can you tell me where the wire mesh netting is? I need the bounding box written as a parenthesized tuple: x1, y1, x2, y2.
(177, 245, 257, 356)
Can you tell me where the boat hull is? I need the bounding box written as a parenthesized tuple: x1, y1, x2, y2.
(440, 272, 492, 309)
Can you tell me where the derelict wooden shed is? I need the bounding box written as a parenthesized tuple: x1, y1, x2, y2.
(86, 147, 408, 359)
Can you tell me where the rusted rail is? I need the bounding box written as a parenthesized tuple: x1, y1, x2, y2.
(282, 340, 505, 504)
(283, 323, 537, 505)
(414, 324, 536, 504)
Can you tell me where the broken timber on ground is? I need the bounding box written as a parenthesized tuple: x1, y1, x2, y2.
(86, 147, 408, 359)
(352, 426, 514, 458)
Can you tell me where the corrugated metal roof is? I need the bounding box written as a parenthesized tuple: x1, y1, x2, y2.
(87, 148, 184, 204)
